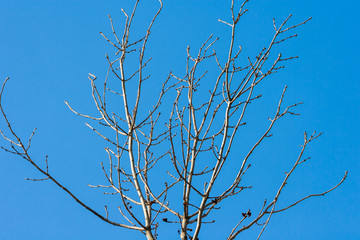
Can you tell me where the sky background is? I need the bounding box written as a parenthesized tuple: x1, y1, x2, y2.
(0, 0, 359, 239)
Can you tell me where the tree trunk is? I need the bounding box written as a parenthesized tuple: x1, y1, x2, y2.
(145, 229, 154, 240)
(180, 218, 188, 240)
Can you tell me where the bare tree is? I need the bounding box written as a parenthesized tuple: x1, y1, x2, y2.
(0, 0, 347, 239)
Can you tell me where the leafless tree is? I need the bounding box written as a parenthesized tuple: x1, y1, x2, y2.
(0, 0, 347, 239)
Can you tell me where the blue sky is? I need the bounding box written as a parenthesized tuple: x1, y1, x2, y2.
(0, 0, 359, 239)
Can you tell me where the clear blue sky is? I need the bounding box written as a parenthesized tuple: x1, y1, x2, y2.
(0, 0, 359, 239)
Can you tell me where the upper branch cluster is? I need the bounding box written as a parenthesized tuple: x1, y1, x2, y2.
(0, 1, 347, 240)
